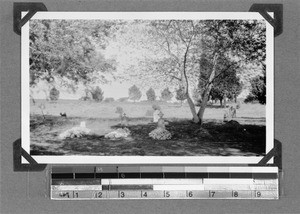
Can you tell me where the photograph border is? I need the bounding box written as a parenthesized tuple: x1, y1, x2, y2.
(21, 12, 274, 164)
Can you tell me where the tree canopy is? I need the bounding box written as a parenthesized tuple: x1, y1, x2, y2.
(160, 88, 173, 102)
(29, 20, 118, 89)
(146, 88, 156, 101)
(128, 85, 142, 102)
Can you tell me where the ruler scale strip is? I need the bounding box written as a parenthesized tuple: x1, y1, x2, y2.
(51, 166, 279, 200)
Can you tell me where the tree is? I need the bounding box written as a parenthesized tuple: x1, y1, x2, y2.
(195, 20, 266, 124)
(128, 85, 142, 102)
(111, 20, 266, 124)
(146, 88, 156, 101)
(176, 86, 187, 106)
(207, 60, 243, 107)
(29, 20, 118, 89)
(245, 71, 266, 104)
(90, 86, 104, 102)
(160, 87, 173, 102)
(49, 87, 60, 101)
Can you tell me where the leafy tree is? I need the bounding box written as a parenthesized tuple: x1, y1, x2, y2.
(195, 20, 266, 124)
(90, 86, 104, 102)
(245, 71, 266, 104)
(125, 20, 265, 124)
(146, 88, 156, 101)
(207, 61, 243, 107)
(49, 87, 60, 101)
(29, 20, 118, 88)
(128, 85, 142, 102)
(176, 86, 187, 106)
(105, 20, 266, 124)
(160, 87, 173, 102)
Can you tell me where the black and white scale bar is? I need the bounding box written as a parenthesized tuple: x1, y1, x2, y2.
(51, 190, 278, 200)
(52, 172, 277, 179)
(51, 166, 278, 179)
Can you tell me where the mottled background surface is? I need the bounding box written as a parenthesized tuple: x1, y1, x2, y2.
(1, 0, 299, 214)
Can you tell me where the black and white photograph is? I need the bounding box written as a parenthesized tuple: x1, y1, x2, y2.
(21, 12, 274, 164)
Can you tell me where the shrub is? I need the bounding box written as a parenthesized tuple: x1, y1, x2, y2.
(152, 104, 161, 110)
(104, 97, 115, 103)
(128, 85, 142, 102)
(117, 97, 128, 102)
(49, 87, 60, 101)
(160, 88, 173, 102)
(115, 106, 124, 114)
(146, 88, 156, 101)
(246, 74, 266, 104)
(175, 86, 187, 105)
(90, 86, 104, 102)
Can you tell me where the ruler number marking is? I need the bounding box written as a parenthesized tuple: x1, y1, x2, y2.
(233, 191, 238, 197)
(164, 191, 170, 198)
(142, 191, 147, 198)
(73, 191, 79, 198)
(188, 191, 193, 198)
(256, 191, 261, 197)
(120, 191, 125, 198)
(95, 192, 102, 198)
(210, 191, 215, 198)
(59, 192, 70, 198)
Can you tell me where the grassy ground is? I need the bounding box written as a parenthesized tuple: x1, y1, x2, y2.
(30, 100, 266, 156)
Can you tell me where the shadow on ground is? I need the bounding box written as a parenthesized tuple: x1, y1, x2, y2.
(30, 115, 266, 156)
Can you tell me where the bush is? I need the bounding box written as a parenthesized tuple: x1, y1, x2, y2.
(128, 85, 142, 102)
(49, 87, 60, 101)
(245, 74, 266, 104)
(115, 106, 124, 114)
(152, 104, 161, 110)
(175, 86, 187, 105)
(117, 97, 128, 102)
(146, 88, 156, 101)
(160, 88, 173, 102)
(104, 97, 115, 103)
(90, 86, 104, 102)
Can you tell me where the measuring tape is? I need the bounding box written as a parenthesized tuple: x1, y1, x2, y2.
(50, 166, 279, 200)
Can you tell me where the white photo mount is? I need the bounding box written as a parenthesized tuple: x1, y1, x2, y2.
(15, 3, 282, 167)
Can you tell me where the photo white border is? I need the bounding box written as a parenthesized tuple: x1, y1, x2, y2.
(21, 12, 274, 164)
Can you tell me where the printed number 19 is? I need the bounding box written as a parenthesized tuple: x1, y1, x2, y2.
(256, 191, 261, 197)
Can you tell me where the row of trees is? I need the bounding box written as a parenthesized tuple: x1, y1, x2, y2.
(128, 85, 173, 102)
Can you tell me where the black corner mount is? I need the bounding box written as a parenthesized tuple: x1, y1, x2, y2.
(249, 4, 283, 37)
(13, 139, 47, 171)
(13, 2, 48, 35)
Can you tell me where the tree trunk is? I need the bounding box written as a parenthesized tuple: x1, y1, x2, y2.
(197, 53, 219, 125)
(181, 45, 200, 123)
(220, 98, 223, 107)
(224, 95, 227, 108)
(186, 94, 199, 123)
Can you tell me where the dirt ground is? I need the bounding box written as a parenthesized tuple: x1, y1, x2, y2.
(29, 100, 266, 156)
